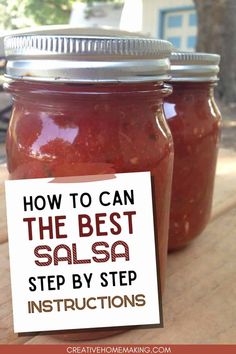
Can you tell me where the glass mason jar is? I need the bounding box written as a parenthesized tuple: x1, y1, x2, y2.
(164, 52, 222, 251)
(4, 35, 174, 340)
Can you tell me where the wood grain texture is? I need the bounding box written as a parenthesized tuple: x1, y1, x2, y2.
(0, 187, 6, 244)
(0, 163, 7, 244)
(0, 149, 235, 344)
(0, 243, 32, 344)
(211, 149, 236, 219)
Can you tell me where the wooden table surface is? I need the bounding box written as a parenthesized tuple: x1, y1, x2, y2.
(0, 148, 236, 345)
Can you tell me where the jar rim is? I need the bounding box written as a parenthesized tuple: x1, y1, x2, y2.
(169, 52, 220, 82)
(4, 35, 173, 83)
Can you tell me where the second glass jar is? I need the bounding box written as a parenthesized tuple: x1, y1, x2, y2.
(164, 52, 222, 251)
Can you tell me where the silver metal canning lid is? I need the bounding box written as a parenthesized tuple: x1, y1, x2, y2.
(170, 52, 220, 82)
(4, 35, 173, 83)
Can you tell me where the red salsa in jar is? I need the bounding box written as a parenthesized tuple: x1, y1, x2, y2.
(164, 52, 221, 251)
(4, 35, 174, 340)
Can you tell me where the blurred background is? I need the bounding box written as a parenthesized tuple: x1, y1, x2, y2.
(0, 0, 236, 162)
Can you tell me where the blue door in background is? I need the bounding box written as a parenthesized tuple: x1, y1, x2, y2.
(159, 6, 197, 51)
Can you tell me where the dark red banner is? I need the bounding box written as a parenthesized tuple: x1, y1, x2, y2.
(0, 345, 235, 354)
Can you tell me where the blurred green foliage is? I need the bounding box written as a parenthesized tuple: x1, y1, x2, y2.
(25, 0, 75, 26)
(0, 0, 121, 30)
(0, 0, 73, 29)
